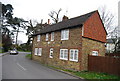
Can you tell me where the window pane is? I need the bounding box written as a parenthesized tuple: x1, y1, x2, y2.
(61, 30, 64, 40)
(38, 48, 42, 56)
(46, 33, 49, 41)
(70, 50, 73, 60)
(74, 50, 78, 60)
(51, 32, 54, 41)
(50, 48, 53, 58)
(37, 35, 40, 41)
(60, 50, 63, 58)
(35, 48, 38, 55)
(65, 29, 69, 39)
(64, 50, 68, 59)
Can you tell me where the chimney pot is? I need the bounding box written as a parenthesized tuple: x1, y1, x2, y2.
(62, 15, 68, 21)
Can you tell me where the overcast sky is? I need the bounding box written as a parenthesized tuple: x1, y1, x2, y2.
(1, 0, 120, 43)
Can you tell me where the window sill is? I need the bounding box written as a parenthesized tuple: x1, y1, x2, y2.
(60, 58, 68, 60)
(69, 60, 78, 62)
(61, 39, 69, 41)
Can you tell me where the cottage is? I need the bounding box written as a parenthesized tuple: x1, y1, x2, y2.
(32, 10, 107, 71)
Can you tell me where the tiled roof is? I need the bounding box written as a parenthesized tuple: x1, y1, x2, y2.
(33, 10, 97, 36)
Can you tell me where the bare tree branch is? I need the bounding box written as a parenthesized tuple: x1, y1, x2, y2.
(48, 8, 62, 23)
(98, 6, 114, 33)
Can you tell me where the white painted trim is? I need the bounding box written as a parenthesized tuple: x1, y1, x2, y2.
(49, 48, 53, 58)
(60, 49, 68, 60)
(61, 29, 69, 40)
(69, 49, 78, 62)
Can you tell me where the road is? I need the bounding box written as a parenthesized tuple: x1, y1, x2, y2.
(2, 52, 79, 79)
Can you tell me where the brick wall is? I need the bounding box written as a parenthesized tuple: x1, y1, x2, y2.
(83, 11, 107, 43)
(32, 27, 82, 71)
(81, 37, 106, 71)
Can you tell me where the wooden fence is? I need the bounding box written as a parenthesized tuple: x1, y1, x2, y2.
(88, 55, 120, 76)
(105, 53, 120, 57)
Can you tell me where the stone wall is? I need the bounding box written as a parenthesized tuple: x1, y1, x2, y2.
(81, 37, 106, 71)
(32, 27, 82, 71)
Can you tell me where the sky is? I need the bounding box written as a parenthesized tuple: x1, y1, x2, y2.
(1, 0, 120, 43)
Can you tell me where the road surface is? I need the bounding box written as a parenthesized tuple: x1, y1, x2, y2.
(2, 52, 79, 79)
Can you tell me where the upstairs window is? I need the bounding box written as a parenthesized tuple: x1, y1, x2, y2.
(60, 49, 68, 60)
(51, 32, 54, 41)
(61, 29, 69, 40)
(46, 33, 49, 41)
(70, 49, 78, 62)
(37, 35, 40, 42)
(49, 48, 53, 58)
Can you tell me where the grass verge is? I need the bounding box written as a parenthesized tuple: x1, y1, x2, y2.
(25, 54, 32, 59)
(46, 65, 120, 79)
(65, 70, 120, 79)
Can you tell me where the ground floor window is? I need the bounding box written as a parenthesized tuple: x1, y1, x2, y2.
(49, 48, 53, 58)
(60, 49, 68, 60)
(34, 48, 38, 55)
(70, 49, 78, 62)
(38, 48, 42, 56)
(34, 48, 42, 56)
(92, 51, 98, 56)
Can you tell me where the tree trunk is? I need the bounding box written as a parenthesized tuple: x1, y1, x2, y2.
(16, 26, 19, 45)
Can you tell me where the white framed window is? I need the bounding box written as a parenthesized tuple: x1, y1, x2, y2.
(92, 51, 98, 56)
(61, 29, 69, 40)
(38, 48, 42, 56)
(37, 35, 40, 42)
(60, 49, 68, 60)
(46, 33, 49, 41)
(51, 32, 54, 41)
(70, 49, 78, 62)
(34, 48, 38, 55)
(49, 48, 53, 58)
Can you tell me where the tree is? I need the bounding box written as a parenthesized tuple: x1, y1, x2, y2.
(98, 6, 115, 36)
(110, 27, 120, 53)
(24, 19, 47, 44)
(1, 3, 26, 51)
(2, 34, 12, 52)
(48, 8, 62, 23)
(1, 3, 14, 51)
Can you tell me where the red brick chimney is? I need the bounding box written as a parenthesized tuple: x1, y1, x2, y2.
(62, 15, 68, 21)
(48, 19, 50, 24)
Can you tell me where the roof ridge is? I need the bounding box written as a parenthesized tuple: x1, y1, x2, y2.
(33, 10, 97, 36)
(46, 10, 97, 27)
(68, 10, 97, 20)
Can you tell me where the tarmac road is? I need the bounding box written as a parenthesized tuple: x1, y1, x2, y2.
(2, 52, 80, 79)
